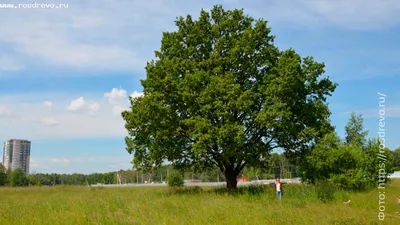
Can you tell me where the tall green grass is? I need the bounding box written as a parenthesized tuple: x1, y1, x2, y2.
(0, 180, 399, 224)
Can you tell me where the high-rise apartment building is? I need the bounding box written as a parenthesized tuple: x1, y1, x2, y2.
(2, 139, 31, 175)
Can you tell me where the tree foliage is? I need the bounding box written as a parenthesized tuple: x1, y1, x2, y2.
(122, 5, 337, 188)
(28, 172, 117, 186)
(0, 163, 7, 186)
(345, 112, 368, 147)
(301, 113, 395, 191)
(10, 168, 28, 187)
(394, 147, 400, 171)
(167, 171, 184, 187)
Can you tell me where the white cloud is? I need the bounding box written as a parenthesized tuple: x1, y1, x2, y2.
(227, 0, 400, 29)
(299, 0, 400, 28)
(43, 101, 53, 109)
(66, 97, 100, 115)
(87, 102, 101, 115)
(40, 117, 60, 127)
(67, 97, 86, 111)
(0, 0, 178, 72)
(0, 90, 132, 140)
(130, 91, 143, 99)
(0, 0, 397, 75)
(104, 88, 127, 105)
(112, 105, 126, 117)
(104, 88, 133, 116)
(0, 105, 12, 116)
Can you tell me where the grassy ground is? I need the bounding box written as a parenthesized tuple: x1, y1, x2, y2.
(0, 180, 399, 225)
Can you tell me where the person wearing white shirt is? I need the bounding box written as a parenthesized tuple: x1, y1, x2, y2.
(275, 177, 282, 200)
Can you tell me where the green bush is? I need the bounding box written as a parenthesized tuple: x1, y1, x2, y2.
(10, 169, 28, 187)
(0, 164, 7, 186)
(316, 180, 335, 203)
(329, 169, 369, 191)
(167, 172, 184, 187)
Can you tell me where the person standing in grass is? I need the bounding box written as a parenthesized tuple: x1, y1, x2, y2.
(275, 177, 283, 200)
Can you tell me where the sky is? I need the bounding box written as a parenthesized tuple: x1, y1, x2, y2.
(0, 0, 399, 174)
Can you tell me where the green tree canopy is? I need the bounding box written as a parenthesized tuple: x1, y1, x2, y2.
(0, 163, 7, 186)
(10, 168, 28, 187)
(122, 5, 337, 188)
(345, 112, 368, 147)
(301, 113, 395, 191)
(394, 147, 400, 170)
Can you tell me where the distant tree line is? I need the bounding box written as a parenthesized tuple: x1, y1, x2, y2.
(0, 156, 298, 187)
(0, 167, 29, 187)
(0, 165, 117, 187)
(1, 113, 398, 189)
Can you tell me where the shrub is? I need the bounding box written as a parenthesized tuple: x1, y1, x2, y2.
(0, 164, 7, 186)
(329, 169, 369, 191)
(316, 179, 335, 203)
(10, 169, 28, 187)
(167, 171, 184, 187)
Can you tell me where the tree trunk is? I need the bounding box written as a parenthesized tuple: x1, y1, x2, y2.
(225, 169, 239, 189)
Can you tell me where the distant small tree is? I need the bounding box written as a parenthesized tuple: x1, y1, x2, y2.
(345, 112, 368, 147)
(394, 148, 400, 171)
(167, 171, 184, 187)
(0, 164, 7, 186)
(10, 169, 28, 187)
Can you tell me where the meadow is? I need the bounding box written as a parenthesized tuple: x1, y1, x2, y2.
(0, 180, 399, 225)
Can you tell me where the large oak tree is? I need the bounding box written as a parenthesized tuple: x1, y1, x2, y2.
(122, 5, 337, 188)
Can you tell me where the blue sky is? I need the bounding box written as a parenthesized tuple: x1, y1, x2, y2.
(0, 0, 399, 174)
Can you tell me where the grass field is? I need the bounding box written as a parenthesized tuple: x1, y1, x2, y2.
(0, 180, 399, 225)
